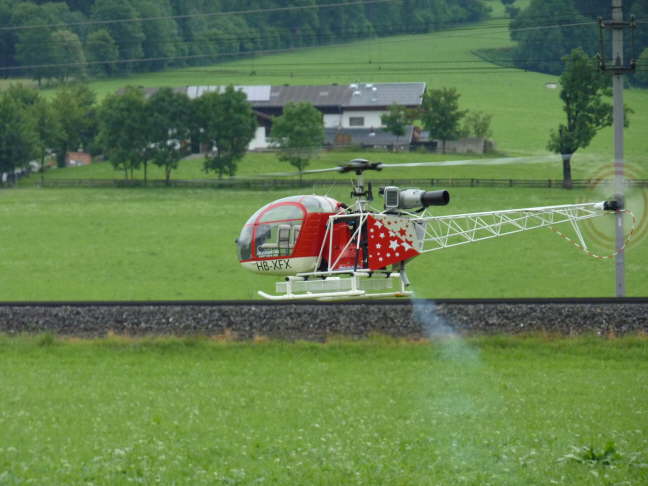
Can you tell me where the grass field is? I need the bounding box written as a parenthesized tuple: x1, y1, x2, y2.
(1, 335, 647, 485)
(22, 149, 636, 186)
(1, 186, 646, 301)
(2, 3, 646, 300)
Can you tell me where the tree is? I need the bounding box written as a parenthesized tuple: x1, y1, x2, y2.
(195, 86, 257, 178)
(501, 0, 520, 18)
(0, 0, 16, 76)
(547, 49, 618, 189)
(13, 3, 57, 86)
(50, 30, 86, 82)
(635, 48, 648, 87)
(0, 90, 37, 184)
(85, 29, 119, 77)
(461, 110, 493, 139)
(2, 84, 60, 184)
(51, 84, 97, 168)
(381, 103, 409, 150)
(97, 86, 148, 179)
(420, 87, 467, 153)
(510, 0, 597, 75)
(146, 87, 192, 184)
(132, 0, 180, 71)
(270, 102, 324, 178)
(30, 97, 62, 185)
(91, 0, 145, 74)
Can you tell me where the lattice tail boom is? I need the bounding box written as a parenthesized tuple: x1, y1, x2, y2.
(414, 202, 609, 252)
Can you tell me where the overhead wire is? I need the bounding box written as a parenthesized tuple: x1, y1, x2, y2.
(0, 5, 609, 35)
(0, 0, 397, 32)
(0, 18, 605, 74)
(0, 1, 644, 76)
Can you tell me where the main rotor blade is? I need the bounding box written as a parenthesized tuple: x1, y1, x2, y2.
(376, 155, 561, 169)
(255, 167, 343, 177)
(242, 154, 567, 178)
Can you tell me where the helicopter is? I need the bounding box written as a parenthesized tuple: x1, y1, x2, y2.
(235, 157, 626, 300)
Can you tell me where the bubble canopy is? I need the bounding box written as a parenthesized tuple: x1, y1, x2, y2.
(237, 195, 339, 261)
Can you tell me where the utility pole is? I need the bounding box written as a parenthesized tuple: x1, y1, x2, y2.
(599, 0, 636, 297)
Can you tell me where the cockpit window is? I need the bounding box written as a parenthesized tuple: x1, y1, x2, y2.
(259, 204, 303, 223)
(238, 196, 338, 261)
(237, 225, 253, 260)
(254, 222, 301, 258)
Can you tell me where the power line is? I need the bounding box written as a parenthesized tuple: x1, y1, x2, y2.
(0, 43, 576, 74)
(0, 0, 396, 32)
(2, 20, 510, 50)
(0, 19, 607, 73)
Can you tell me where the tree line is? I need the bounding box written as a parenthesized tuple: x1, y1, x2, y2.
(0, 81, 497, 184)
(0, 83, 266, 183)
(1, 45, 615, 190)
(0, 0, 489, 85)
(507, 0, 648, 83)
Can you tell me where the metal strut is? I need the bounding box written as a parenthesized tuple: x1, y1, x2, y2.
(412, 202, 612, 253)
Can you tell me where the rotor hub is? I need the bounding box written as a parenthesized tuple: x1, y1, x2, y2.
(338, 158, 383, 175)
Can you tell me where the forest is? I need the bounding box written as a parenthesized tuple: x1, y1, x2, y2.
(0, 0, 490, 85)
(510, 0, 648, 77)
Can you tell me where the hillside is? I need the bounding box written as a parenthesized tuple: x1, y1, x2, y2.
(0, 0, 490, 84)
(41, 0, 648, 179)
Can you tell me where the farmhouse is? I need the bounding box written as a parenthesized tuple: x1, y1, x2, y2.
(174, 82, 426, 150)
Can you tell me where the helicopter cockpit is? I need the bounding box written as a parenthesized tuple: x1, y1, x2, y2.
(237, 195, 339, 274)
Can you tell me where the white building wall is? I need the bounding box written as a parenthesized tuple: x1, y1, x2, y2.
(341, 110, 386, 129)
(323, 114, 342, 128)
(248, 126, 269, 150)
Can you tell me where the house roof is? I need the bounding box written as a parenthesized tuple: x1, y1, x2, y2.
(346, 83, 424, 107)
(176, 83, 426, 109)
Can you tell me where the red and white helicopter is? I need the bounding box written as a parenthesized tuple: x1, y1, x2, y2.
(236, 157, 625, 300)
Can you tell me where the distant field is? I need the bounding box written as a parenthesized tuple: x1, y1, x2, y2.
(4, 2, 647, 170)
(60, 12, 648, 164)
(1, 335, 647, 485)
(1, 187, 645, 301)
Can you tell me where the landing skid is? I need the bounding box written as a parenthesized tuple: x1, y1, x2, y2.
(258, 271, 412, 301)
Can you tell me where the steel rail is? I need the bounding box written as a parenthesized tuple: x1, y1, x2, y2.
(1, 298, 647, 307)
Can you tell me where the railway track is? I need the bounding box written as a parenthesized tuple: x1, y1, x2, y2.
(1, 298, 647, 338)
(1, 297, 647, 306)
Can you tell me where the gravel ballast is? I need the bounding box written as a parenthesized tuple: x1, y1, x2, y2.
(1, 300, 646, 339)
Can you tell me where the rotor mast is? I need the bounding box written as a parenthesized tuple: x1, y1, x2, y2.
(340, 158, 382, 211)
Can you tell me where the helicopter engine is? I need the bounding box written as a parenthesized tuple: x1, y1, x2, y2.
(382, 187, 450, 211)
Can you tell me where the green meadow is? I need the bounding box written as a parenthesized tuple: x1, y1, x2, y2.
(0, 335, 647, 485)
(2, 1, 647, 300)
(23, 150, 637, 185)
(1, 186, 646, 301)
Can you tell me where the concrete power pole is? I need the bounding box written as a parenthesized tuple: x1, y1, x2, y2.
(600, 0, 635, 297)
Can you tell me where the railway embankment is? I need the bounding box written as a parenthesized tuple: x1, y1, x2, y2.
(1, 299, 646, 339)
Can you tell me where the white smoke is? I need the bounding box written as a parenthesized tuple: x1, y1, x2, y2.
(411, 298, 479, 365)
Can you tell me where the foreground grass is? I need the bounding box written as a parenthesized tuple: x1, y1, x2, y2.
(0, 335, 646, 485)
(1, 186, 646, 300)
